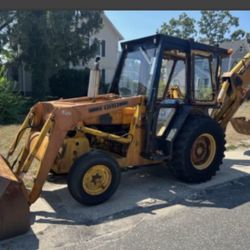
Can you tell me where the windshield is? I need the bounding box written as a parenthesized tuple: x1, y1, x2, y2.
(118, 47, 157, 97)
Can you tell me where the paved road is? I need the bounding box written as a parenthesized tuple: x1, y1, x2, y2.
(1, 148, 250, 249)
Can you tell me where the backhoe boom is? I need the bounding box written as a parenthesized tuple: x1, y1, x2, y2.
(212, 52, 250, 132)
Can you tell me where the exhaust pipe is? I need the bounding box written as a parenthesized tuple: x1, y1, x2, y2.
(88, 57, 101, 98)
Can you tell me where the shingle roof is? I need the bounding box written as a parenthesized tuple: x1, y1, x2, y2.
(220, 39, 250, 53)
(220, 39, 250, 71)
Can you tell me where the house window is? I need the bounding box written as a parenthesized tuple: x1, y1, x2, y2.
(101, 69, 105, 83)
(101, 40, 105, 57)
(96, 40, 106, 57)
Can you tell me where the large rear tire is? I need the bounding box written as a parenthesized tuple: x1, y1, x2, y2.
(67, 150, 121, 205)
(170, 115, 226, 183)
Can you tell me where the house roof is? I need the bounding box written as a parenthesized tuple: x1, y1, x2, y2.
(103, 14, 124, 41)
(220, 39, 250, 54)
(220, 39, 250, 71)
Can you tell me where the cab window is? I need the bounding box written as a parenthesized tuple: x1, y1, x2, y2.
(158, 50, 187, 99)
(193, 54, 217, 101)
(118, 47, 157, 97)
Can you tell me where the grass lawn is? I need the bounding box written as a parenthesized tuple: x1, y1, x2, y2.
(0, 124, 20, 156)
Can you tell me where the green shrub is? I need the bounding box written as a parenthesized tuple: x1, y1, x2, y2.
(49, 68, 90, 98)
(0, 66, 25, 124)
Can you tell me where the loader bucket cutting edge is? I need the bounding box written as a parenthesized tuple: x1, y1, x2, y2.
(0, 154, 30, 241)
(230, 117, 250, 135)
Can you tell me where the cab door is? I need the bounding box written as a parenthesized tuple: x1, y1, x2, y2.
(153, 49, 188, 156)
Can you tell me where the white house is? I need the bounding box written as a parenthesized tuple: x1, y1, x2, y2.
(73, 14, 124, 84)
(88, 14, 124, 84)
(16, 13, 123, 95)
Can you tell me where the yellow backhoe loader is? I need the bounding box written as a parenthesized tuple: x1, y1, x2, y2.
(1, 34, 250, 240)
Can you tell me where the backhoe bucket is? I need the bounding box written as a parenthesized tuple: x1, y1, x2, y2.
(0, 155, 30, 241)
(231, 117, 250, 135)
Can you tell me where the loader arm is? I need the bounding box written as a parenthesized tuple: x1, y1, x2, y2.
(11, 94, 143, 204)
(0, 94, 143, 240)
(211, 52, 250, 132)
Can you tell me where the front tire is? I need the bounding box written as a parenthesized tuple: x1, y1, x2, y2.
(170, 115, 226, 183)
(67, 150, 121, 205)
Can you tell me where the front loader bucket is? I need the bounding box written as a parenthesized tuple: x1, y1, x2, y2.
(231, 117, 250, 135)
(0, 155, 30, 241)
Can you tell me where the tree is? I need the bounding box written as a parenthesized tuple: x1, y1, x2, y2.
(0, 11, 103, 98)
(231, 29, 250, 41)
(199, 11, 239, 45)
(0, 65, 24, 124)
(158, 12, 197, 39)
(231, 29, 246, 40)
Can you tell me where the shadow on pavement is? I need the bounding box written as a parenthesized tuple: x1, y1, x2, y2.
(243, 150, 250, 156)
(30, 151, 250, 227)
(2, 150, 250, 248)
(0, 229, 39, 249)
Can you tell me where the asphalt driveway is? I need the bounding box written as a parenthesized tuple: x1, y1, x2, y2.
(1, 148, 250, 249)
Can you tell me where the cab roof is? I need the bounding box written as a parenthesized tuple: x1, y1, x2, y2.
(121, 34, 229, 58)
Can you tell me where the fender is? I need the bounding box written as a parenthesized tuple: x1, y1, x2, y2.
(164, 104, 194, 158)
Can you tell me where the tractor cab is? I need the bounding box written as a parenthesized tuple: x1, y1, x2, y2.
(111, 34, 229, 102)
(110, 34, 229, 157)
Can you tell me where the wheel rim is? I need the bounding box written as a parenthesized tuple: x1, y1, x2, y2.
(191, 133, 216, 170)
(82, 165, 112, 196)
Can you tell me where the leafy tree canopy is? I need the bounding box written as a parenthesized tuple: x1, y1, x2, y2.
(158, 11, 249, 45)
(159, 12, 197, 39)
(231, 29, 250, 41)
(199, 11, 239, 45)
(0, 10, 103, 98)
